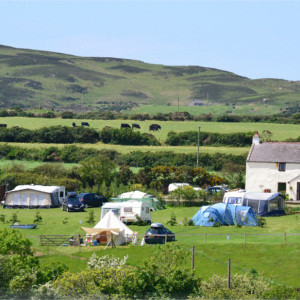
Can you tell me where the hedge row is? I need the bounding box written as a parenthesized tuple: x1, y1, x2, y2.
(2, 108, 300, 124)
(0, 144, 247, 171)
(0, 126, 159, 146)
(165, 131, 254, 147)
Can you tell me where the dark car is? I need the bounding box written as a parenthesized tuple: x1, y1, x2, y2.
(61, 192, 84, 212)
(77, 193, 108, 208)
(144, 223, 175, 244)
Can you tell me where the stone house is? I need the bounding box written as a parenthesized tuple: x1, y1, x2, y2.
(245, 133, 300, 201)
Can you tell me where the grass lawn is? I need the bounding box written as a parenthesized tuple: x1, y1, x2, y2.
(1, 142, 250, 155)
(1, 117, 299, 141)
(0, 206, 299, 287)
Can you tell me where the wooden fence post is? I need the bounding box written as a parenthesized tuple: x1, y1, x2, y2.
(284, 233, 287, 245)
(204, 233, 207, 244)
(228, 259, 231, 289)
(191, 246, 195, 276)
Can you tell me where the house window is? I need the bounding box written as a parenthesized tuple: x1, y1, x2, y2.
(278, 182, 286, 193)
(278, 163, 286, 172)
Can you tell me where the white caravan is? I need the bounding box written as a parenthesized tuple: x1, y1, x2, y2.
(101, 200, 151, 224)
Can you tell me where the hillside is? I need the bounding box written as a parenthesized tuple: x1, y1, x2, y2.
(0, 44, 299, 112)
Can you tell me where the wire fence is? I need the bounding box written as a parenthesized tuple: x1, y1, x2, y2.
(28, 232, 300, 249)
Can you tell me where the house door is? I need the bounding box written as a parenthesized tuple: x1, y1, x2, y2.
(297, 182, 300, 201)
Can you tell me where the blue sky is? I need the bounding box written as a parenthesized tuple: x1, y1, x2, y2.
(1, 1, 299, 80)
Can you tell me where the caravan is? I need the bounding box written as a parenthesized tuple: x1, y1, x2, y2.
(3, 185, 65, 209)
(101, 200, 151, 224)
(223, 190, 285, 216)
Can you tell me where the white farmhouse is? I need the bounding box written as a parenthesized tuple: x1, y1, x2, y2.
(246, 133, 300, 201)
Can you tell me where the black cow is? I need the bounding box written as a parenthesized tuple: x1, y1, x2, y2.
(72, 122, 77, 127)
(81, 122, 90, 127)
(121, 123, 131, 129)
(132, 123, 140, 129)
(0, 124, 7, 128)
(149, 124, 161, 131)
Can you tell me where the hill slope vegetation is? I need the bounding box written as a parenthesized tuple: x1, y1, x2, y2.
(0, 44, 299, 111)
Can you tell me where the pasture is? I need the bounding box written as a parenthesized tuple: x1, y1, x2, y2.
(0, 206, 299, 287)
(1, 117, 299, 141)
(2, 142, 250, 155)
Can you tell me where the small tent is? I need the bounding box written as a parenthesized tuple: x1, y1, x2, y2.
(111, 190, 165, 211)
(191, 203, 257, 227)
(3, 185, 65, 209)
(223, 191, 285, 216)
(82, 210, 134, 246)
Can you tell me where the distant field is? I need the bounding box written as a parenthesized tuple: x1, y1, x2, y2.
(125, 104, 281, 116)
(1, 117, 299, 141)
(1, 142, 249, 155)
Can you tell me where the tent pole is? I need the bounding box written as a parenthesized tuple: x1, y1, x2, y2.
(191, 246, 195, 276)
(228, 259, 231, 289)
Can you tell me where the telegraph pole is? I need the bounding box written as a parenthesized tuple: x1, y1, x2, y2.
(197, 126, 201, 167)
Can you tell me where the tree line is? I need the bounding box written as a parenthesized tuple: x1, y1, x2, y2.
(1, 107, 300, 124)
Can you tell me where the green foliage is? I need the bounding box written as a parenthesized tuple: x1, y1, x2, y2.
(0, 228, 33, 256)
(166, 212, 177, 226)
(0, 214, 6, 223)
(62, 217, 68, 225)
(33, 211, 43, 224)
(257, 216, 267, 227)
(86, 210, 95, 225)
(79, 155, 116, 191)
(9, 212, 20, 224)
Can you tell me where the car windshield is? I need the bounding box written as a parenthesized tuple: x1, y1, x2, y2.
(67, 198, 80, 203)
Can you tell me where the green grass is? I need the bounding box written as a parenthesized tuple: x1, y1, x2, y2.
(0, 117, 299, 141)
(0, 159, 77, 170)
(2, 141, 249, 155)
(125, 104, 281, 116)
(0, 206, 299, 287)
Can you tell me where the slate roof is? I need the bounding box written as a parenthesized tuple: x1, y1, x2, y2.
(247, 142, 300, 163)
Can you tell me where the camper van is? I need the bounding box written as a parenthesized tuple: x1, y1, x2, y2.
(101, 200, 151, 224)
(223, 190, 285, 216)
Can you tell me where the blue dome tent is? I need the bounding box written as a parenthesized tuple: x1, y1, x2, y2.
(191, 203, 257, 227)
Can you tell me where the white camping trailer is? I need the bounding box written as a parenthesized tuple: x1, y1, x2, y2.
(101, 200, 151, 224)
(3, 185, 65, 208)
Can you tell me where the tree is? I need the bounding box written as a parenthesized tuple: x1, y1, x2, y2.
(0, 228, 33, 256)
(79, 156, 116, 191)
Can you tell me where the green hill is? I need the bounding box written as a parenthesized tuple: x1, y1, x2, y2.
(0, 44, 299, 113)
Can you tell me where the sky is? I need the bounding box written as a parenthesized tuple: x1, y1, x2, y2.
(0, 0, 299, 81)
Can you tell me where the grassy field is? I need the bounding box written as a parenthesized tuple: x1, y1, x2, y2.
(125, 104, 282, 116)
(1, 117, 299, 141)
(0, 206, 299, 287)
(2, 142, 250, 155)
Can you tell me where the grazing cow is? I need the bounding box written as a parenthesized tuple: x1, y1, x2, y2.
(72, 122, 77, 127)
(132, 123, 140, 129)
(0, 124, 7, 128)
(149, 124, 161, 131)
(121, 123, 131, 129)
(81, 122, 90, 127)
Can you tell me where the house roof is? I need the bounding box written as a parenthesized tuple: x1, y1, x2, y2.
(247, 142, 300, 163)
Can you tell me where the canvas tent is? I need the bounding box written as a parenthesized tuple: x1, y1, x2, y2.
(223, 191, 285, 216)
(191, 203, 257, 227)
(3, 185, 65, 209)
(82, 210, 134, 246)
(111, 190, 165, 211)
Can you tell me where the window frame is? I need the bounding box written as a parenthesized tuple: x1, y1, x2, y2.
(278, 163, 286, 172)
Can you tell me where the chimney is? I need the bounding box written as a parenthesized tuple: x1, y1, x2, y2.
(252, 132, 261, 145)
